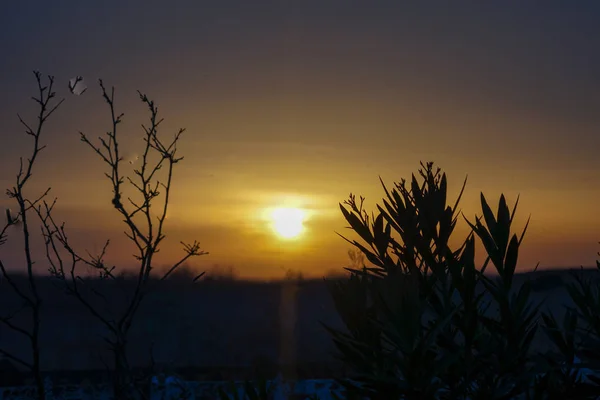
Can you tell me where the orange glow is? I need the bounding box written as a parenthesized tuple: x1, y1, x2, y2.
(2, 3, 599, 280)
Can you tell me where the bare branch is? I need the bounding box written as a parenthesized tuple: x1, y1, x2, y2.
(160, 241, 208, 282)
(0, 308, 34, 340)
(39, 80, 208, 398)
(0, 348, 33, 369)
(0, 70, 65, 400)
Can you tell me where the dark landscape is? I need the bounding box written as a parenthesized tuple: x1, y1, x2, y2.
(2, 2, 600, 398)
(0, 267, 596, 386)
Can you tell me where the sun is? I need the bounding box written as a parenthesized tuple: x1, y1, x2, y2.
(270, 207, 306, 239)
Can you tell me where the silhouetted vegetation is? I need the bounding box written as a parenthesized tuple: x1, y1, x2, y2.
(2, 72, 208, 399)
(0, 72, 64, 400)
(324, 161, 600, 399)
(3, 73, 600, 400)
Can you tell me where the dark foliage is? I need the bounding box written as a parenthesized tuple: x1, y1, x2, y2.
(325, 162, 600, 399)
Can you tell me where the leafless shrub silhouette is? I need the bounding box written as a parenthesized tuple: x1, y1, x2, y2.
(33, 80, 207, 399)
(0, 71, 64, 400)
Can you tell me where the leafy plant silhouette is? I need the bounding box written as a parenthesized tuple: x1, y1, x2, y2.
(323, 161, 600, 399)
(531, 249, 600, 399)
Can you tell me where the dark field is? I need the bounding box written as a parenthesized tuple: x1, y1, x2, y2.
(0, 268, 597, 383)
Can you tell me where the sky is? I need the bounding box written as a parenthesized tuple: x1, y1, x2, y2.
(1, 1, 600, 279)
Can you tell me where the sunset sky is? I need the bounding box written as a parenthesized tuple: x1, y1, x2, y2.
(1, 1, 599, 279)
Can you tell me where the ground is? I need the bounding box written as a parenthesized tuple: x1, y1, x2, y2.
(0, 268, 594, 383)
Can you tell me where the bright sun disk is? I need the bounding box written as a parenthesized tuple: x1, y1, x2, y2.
(271, 207, 306, 239)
